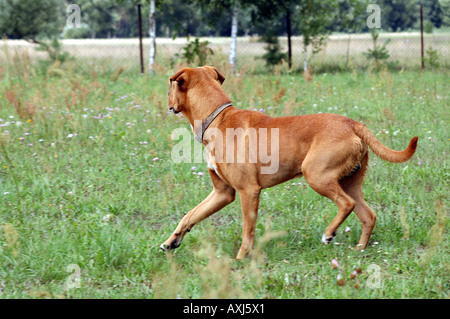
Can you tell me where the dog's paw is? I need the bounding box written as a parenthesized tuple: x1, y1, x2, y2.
(321, 232, 336, 245)
(160, 238, 180, 252)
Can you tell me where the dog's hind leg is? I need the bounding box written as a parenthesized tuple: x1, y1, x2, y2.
(339, 152, 376, 249)
(302, 159, 356, 245)
(314, 180, 355, 245)
(160, 171, 235, 251)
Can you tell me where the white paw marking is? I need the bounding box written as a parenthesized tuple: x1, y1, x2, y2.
(322, 233, 335, 244)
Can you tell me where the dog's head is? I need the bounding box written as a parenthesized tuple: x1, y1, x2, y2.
(168, 66, 226, 115)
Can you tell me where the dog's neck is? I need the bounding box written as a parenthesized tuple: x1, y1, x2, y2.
(183, 88, 232, 128)
(193, 102, 233, 143)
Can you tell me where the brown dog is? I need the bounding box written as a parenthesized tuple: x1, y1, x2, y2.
(161, 66, 418, 259)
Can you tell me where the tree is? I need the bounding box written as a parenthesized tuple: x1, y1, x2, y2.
(334, 0, 369, 65)
(0, 0, 64, 40)
(247, 0, 336, 71)
(425, 0, 443, 28)
(158, 0, 208, 37)
(195, 0, 247, 71)
(246, 0, 294, 68)
(260, 30, 287, 69)
(440, 0, 450, 27)
(149, 0, 156, 73)
(230, 1, 239, 71)
(0, 0, 69, 64)
(63, 0, 146, 39)
(381, 0, 418, 32)
(363, 29, 391, 70)
(292, 0, 336, 71)
(83, 0, 116, 38)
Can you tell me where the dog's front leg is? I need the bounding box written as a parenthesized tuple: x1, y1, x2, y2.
(236, 188, 261, 260)
(160, 177, 235, 252)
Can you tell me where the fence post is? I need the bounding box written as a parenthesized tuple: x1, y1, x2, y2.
(138, 4, 144, 74)
(286, 9, 292, 70)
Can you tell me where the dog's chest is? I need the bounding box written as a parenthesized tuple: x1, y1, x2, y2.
(206, 150, 220, 176)
(208, 162, 219, 175)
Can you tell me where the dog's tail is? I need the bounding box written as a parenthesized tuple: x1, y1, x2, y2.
(354, 122, 418, 163)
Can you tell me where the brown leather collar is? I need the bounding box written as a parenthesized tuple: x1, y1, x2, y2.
(194, 102, 232, 143)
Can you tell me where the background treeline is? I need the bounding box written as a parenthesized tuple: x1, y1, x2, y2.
(0, 0, 449, 41)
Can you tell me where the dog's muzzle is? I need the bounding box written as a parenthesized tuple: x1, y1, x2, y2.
(169, 107, 180, 114)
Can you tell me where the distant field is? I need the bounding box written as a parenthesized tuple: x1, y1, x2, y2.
(1, 32, 449, 70)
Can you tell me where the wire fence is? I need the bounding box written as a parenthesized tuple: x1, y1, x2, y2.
(2, 33, 449, 72)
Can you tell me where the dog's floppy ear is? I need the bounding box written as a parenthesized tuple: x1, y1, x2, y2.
(169, 68, 188, 89)
(203, 66, 225, 85)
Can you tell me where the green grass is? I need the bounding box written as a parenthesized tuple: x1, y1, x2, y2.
(0, 59, 448, 299)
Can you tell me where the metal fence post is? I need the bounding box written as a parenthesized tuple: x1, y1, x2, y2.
(286, 9, 292, 70)
(138, 4, 144, 74)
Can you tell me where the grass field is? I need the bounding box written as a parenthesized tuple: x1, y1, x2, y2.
(0, 56, 448, 299)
